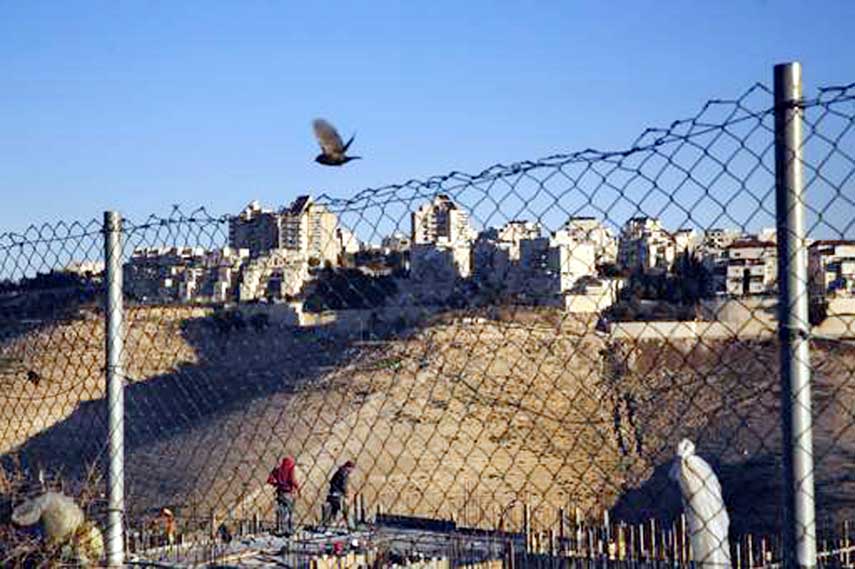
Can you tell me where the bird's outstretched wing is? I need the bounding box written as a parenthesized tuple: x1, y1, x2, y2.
(313, 119, 345, 154)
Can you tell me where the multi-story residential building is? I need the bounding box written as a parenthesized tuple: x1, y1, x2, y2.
(724, 240, 777, 296)
(617, 217, 676, 273)
(381, 233, 411, 254)
(551, 241, 597, 294)
(229, 196, 341, 266)
(473, 217, 602, 303)
(504, 237, 597, 303)
(238, 249, 309, 302)
(125, 246, 248, 303)
(410, 195, 476, 281)
(497, 221, 542, 259)
(411, 194, 476, 246)
(63, 261, 105, 278)
(473, 228, 508, 286)
(757, 227, 777, 244)
(125, 246, 201, 301)
(472, 222, 538, 288)
(698, 228, 744, 293)
(409, 244, 471, 283)
(337, 226, 361, 256)
(700, 227, 742, 254)
(204, 247, 250, 302)
(808, 240, 855, 300)
(552, 217, 617, 265)
(228, 201, 281, 257)
(279, 195, 340, 267)
(673, 228, 699, 255)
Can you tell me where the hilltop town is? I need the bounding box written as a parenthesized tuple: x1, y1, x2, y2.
(97, 195, 854, 324)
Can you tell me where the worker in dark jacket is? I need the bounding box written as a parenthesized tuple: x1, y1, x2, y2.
(267, 456, 300, 535)
(322, 460, 355, 529)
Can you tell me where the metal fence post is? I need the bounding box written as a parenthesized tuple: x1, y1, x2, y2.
(773, 61, 817, 569)
(104, 211, 126, 567)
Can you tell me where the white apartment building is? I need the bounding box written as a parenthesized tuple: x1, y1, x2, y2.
(473, 220, 541, 284)
(125, 246, 248, 303)
(617, 217, 676, 273)
(63, 260, 105, 277)
(279, 196, 340, 267)
(497, 220, 542, 260)
(411, 194, 476, 246)
(510, 237, 596, 303)
(229, 196, 341, 266)
(724, 240, 777, 296)
(551, 241, 597, 293)
(410, 195, 476, 281)
(808, 240, 855, 299)
(337, 226, 361, 256)
(673, 228, 699, 255)
(702, 228, 743, 254)
(552, 217, 617, 265)
(473, 218, 600, 303)
(381, 232, 411, 254)
(228, 201, 281, 257)
(238, 249, 310, 302)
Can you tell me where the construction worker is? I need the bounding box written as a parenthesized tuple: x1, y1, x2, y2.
(149, 508, 176, 546)
(322, 460, 355, 529)
(267, 456, 300, 536)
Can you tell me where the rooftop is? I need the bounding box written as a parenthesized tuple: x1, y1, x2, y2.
(727, 240, 776, 249)
(284, 195, 312, 216)
(809, 239, 855, 248)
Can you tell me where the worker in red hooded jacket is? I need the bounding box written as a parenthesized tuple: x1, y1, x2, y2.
(267, 456, 300, 536)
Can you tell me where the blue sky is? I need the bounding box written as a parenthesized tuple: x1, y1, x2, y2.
(1, 1, 854, 234)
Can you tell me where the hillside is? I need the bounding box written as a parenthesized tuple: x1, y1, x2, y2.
(2, 305, 853, 536)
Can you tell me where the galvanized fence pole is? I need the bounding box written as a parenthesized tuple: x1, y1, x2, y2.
(773, 61, 818, 569)
(104, 211, 126, 567)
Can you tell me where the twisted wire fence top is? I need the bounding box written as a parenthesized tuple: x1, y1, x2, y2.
(1, 78, 854, 566)
(0, 80, 852, 247)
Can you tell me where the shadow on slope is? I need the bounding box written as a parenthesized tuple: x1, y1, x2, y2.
(3, 313, 376, 512)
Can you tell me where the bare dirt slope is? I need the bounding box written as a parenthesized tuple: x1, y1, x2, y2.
(3, 306, 853, 535)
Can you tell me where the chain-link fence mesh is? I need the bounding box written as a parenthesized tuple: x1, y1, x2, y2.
(2, 75, 854, 567)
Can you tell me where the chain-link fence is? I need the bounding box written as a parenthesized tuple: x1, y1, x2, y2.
(2, 64, 854, 568)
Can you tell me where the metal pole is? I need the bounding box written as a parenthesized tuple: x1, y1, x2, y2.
(104, 211, 125, 567)
(773, 62, 817, 569)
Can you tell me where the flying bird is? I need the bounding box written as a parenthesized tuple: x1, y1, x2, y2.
(312, 118, 361, 166)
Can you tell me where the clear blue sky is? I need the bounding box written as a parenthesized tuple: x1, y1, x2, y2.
(2, 1, 853, 233)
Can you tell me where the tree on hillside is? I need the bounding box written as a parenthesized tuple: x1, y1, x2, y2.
(670, 251, 712, 304)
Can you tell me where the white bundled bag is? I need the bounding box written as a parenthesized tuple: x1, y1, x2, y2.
(669, 439, 732, 569)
